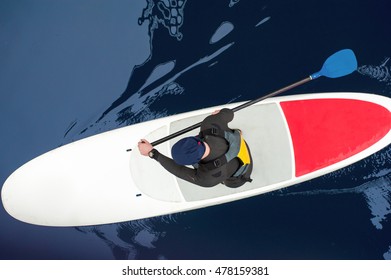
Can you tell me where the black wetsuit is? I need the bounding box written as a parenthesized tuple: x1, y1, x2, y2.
(151, 108, 252, 188)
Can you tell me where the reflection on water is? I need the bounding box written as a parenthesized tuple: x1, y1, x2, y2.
(281, 171, 391, 230)
(358, 57, 391, 86)
(384, 246, 391, 260)
(62, 2, 271, 143)
(76, 214, 182, 259)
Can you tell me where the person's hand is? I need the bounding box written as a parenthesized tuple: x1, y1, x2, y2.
(138, 139, 153, 156)
(212, 109, 220, 115)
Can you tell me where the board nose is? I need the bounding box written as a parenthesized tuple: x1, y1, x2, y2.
(281, 97, 391, 177)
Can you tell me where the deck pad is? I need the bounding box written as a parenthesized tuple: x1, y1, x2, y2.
(169, 103, 293, 201)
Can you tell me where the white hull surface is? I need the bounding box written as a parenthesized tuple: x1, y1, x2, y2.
(2, 92, 391, 226)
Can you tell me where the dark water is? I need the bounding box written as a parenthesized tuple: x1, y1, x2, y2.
(1, 0, 391, 259)
(72, 0, 391, 260)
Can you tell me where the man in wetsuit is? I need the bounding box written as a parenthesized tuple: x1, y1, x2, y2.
(138, 108, 252, 188)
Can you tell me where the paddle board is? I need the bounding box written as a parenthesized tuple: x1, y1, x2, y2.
(2, 92, 391, 226)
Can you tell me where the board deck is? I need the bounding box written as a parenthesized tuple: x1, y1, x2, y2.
(2, 92, 391, 226)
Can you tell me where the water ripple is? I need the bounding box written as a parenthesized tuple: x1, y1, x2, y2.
(75, 213, 183, 259)
(280, 173, 391, 230)
(358, 57, 391, 85)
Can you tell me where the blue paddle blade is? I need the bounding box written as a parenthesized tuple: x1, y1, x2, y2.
(310, 49, 358, 79)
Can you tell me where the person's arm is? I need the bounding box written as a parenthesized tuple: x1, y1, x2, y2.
(153, 150, 200, 182)
(137, 140, 214, 187)
(219, 108, 234, 122)
(201, 108, 234, 130)
(212, 108, 233, 122)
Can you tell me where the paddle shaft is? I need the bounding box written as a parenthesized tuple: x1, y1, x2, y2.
(128, 76, 312, 151)
(231, 76, 312, 113)
(126, 48, 357, 150)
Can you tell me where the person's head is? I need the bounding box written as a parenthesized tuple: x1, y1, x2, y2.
(171, 136, 206, 165)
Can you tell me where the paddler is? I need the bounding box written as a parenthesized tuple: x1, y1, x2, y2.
(138, 108, 253, 188)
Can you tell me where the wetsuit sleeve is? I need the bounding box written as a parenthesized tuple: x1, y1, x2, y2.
(218, 108, 234, 123)
(153, 150, 214, 187)
(201, 108, 234, 131)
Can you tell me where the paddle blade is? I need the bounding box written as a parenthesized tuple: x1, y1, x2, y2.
(310, 49, 358, 79)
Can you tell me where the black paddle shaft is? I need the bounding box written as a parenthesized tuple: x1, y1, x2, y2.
(127, 76, 312, 151)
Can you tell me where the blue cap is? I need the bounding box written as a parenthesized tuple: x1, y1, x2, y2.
(171, 137, 206, 165)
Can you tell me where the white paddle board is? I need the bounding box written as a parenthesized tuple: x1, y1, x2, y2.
(2, 92, 391, 226)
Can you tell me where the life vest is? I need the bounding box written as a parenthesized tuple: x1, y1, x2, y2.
(198, 128, 252, 179)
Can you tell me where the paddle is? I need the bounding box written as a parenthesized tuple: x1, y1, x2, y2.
(127, 49, 357, 152)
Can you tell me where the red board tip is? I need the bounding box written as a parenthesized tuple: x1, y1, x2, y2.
(281, 98, 391, 177)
